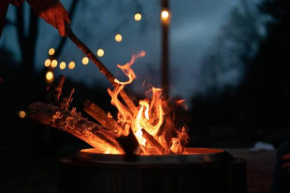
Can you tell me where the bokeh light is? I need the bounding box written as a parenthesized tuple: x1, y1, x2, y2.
(82, 57, 89, 65)
(134, 13, 142, 21)
(69, 61, 76, 69)
(97, 49, 104, 57)
(161, 10, 170, 23)
(44, 59, 51, 67)
(48, 48, 55, 55)
(18, 111, 26, 119)
(60, 62, 66, 70)
(51, 59, 58, 68)
(46, 71, 54, 82)
(115, 34, 122, 42)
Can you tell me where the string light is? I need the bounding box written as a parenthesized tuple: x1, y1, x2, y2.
(48, 48, 55, 55)
(18, 111, 26, 119)
(69, 61, 75, 69)
(97, 49, 104, 57)
(134, 13, 142, 21)
(46, 71, 54, 82)
(51, 59, 58, 68)
(60, 62, 66, 70)
(82, 57, 89, 65)
(44, 59, 51, 67)
(115, 34, 122, 42)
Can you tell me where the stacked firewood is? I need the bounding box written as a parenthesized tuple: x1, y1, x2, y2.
(29, 75, 189, 155)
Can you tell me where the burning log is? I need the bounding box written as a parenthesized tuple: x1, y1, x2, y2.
(141, 129, 173, 155)
(65, 24, 138, 114)
(83, 100, 125, 136)
(28, 102, 123, 154)
(178, 126, 190, 154)
(116, 128, 140, 156)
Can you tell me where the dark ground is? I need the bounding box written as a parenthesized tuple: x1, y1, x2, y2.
(226, 148, 276, 193)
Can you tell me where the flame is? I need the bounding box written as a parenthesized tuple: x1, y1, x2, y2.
(95, 51, 188, 155)
(176, 99, 188, 111)
(114, 51, 145, 85)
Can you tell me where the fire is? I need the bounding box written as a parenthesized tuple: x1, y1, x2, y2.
(104, 51, 189, 155)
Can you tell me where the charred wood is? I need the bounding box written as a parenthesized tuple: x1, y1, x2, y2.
(28, 102, 123, 153)
(83, 100, 124, 135)
(141, 129, 173, 155)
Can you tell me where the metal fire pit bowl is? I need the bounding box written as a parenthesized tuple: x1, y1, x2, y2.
(60, 148, 246, 193)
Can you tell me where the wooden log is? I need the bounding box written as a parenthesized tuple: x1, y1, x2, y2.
(141, 129, 173, 155)
(116, 128, 140, 157)
(83, 100, 124, 135)
(65, 24, 138, 114)
(28, 102, 123, 154)
(177, 126, 190, 154)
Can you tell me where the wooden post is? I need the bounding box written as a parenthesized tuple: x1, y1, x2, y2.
(161, 0, 170, 99)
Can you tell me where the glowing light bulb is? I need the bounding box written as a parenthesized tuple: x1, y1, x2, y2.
(134, 13, 142, 21)
(51, 60, 58, 68)
(97, 49, 104, 57)
(161, 10, 169, 19)
(48, 48, 55, 55)
(18, 111, 26, 119)
(82, 57, 89, 65)
(60, 62, 66, 70)
(161, 9, 170, 24)
(69, 61, 75, 69)
(44, 59, 51, 67)
(115, 34, 122, 42)
(46, 71, 54, 82)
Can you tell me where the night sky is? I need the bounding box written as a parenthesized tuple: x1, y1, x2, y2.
(1, 0, 239, 100)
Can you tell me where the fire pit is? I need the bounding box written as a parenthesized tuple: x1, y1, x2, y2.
(60, 148, 246, 193)
(28, 26, 247, 193)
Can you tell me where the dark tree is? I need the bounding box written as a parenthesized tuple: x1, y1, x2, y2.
(238, 0, 290, 128)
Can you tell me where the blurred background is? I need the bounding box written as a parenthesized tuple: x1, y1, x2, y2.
(1, 0, 289, 192)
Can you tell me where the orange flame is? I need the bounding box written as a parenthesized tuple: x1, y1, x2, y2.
(114, 51, 146, 85)
(102, 51, 188, 155)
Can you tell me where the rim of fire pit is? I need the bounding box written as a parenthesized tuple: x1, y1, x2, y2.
(68, 148, 234, 165)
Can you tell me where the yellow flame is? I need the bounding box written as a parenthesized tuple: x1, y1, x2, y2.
(139, 100, 150, 120)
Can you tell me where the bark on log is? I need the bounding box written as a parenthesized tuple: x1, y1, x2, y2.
(83, 100, 124, 135)
(28, 102, 123, 153)
(141, 129, 173, 155)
